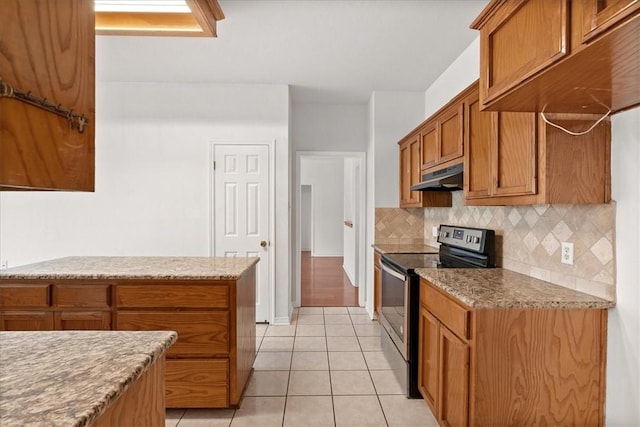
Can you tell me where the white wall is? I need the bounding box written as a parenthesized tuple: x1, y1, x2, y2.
(607, 107, 640, 426)
(0, 81, 292, 322)
(292, 104, 368, 151)
(371, 92, 425, 208)
(424, 37, 479, 117)
(425, 35, 640, 426)
(300, 157, 344, 257)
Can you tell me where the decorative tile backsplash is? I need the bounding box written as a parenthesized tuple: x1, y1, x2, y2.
(374, 208, 425, 244)
(375, 193, 616, 301)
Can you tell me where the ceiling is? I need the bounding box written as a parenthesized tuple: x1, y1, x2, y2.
(96, 0, 489, 104)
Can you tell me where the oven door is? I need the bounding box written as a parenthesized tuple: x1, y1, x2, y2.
(379, 261, 409, 360)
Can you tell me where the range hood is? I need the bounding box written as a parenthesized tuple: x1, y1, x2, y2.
(410, 163, 463, 191)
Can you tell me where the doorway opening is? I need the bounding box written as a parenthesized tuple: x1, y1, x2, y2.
(294, 151, 366, 308)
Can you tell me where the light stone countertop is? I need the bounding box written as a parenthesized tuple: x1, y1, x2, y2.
(373, 243, 439, 254)
(416, 268, 614, 309)
(0, 330, 177, 427)
(0, 256, 260, 281)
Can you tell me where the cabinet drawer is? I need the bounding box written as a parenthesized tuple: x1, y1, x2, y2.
(116, 311, 229, 356)
(116, 284, 229, 308)
(0, 311, 54, 331)
(55, 311, 111, 330)
(53, 284, 111, 308)
(166, 359, 229, 408)
(421, 280, 469, 340)
(0, 284, 50, 308)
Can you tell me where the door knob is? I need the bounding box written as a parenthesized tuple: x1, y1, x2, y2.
(260, 240, 268, 247)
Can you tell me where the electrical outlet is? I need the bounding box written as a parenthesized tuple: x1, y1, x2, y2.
(0, 260, 8, 270)
(432, 226, 438, 237)
(561, 242, 574, 265)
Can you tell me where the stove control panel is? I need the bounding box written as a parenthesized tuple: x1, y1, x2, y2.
(438, 225, 487, 252)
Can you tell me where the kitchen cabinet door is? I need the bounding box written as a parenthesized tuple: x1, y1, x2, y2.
(0, 0, 95, 191)
(475, 0, 569, 107)
(581, 0, 640, 42)
(439, 326, 469, 427)
(438, 105, 464, 164)
(420, 123, 438, 170)
(492, 112, 537, 197)
(0, 311, 54, 331)
(418, 306, 440, 414)
(374, 252, 382, 317)
(464, 89, 492, 200)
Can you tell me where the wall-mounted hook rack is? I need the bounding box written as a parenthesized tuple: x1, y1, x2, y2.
(0, 78, 89, 133)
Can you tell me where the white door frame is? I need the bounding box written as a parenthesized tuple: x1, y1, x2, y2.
(294, 151, 367, 308)
(210, 139, 276, 324)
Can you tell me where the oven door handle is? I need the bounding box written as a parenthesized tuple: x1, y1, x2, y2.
(381, 262, 406, 281)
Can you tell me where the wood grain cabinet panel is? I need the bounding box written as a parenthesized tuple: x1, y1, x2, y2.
(0, 284, 50, 308)
(398, 134, 452, 208)
(418, 307, 439, 414)
(0, 311, 54, 331)
(373, 252, 381, 317)
(418, 277, 608, 426)
(116, 311, 229, 357)
(55, 311, 111, 330)
(437, 105, 464, 165)
(0, 0, 95, 191)
(53, 284, 111, 308)
(581, 0, 640, 42)
(438, 326, 469, 427)
(117, 284, 229, 308)
(165, 359, 229, 408)
(420, 123, 438, 170)
(463, 82, 611, 206)
(472, 0, 640, 113)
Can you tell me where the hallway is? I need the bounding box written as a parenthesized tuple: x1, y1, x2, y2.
(301, 252, 358, 307)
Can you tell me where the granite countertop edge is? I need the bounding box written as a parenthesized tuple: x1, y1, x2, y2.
(79, 331, 178, 427)
(0, 331, 178, 427)
(0, 256, 260, 281)
(415, 268, 615, 310)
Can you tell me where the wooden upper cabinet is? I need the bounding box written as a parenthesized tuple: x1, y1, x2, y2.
(471, 0, 640, 113)
(464, 89, 492, 200)
(464, 81, 610, 206)
(0, 0, 95, 191)
(419, 100, 464, 172)
(398, 133, 452, 208)
(493, 112, 537, 197)
(476, 0, 569, 107)
(582, 0, 640, 42)
(420, 123, 438, 170)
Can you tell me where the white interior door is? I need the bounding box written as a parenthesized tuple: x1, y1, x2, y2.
(214, 144, 270, 323)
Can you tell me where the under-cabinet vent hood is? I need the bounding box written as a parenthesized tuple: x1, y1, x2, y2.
(410, 163, 463, 191)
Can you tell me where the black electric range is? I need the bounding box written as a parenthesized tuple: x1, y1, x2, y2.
(378, 225, 496, 398)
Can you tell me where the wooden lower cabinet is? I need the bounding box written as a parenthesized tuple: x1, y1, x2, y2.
(0, 311, 54, 330)
(0, 268, 256, 409)
(55, 311, 111, 330)
(418, 278, 607, 426)
(373, 251, 381, 317)
(165, 359, 229, 408)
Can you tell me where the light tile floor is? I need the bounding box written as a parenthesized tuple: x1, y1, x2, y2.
(166, 306, 439, 427)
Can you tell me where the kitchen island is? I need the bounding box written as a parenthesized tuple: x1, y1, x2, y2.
(0, 330, 176, 427)
(414, 267, 613, 426)
(0, 256, 259, 409)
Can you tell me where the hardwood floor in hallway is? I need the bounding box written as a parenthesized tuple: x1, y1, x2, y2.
(301, 251, 358, 307)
